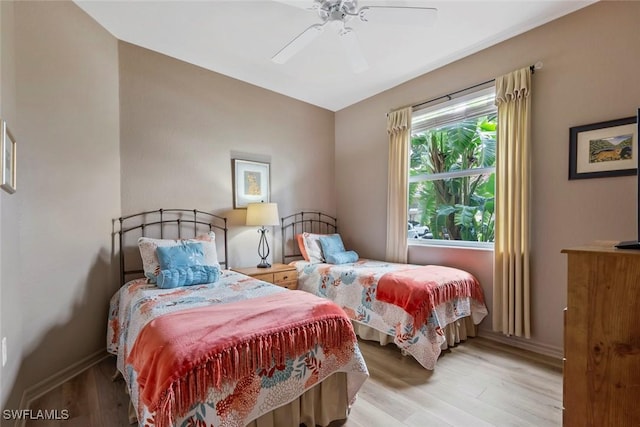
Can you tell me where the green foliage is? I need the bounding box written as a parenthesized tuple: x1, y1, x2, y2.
(409, 115, 497, 242)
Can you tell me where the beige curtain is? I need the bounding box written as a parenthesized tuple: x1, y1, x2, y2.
(493, 67, 532, 338)
(385, 107, 411, 263)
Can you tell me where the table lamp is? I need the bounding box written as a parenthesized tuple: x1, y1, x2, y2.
(246, 202, 280, 268)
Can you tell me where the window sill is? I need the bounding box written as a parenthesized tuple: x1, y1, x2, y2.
(408, 239, 494, 251)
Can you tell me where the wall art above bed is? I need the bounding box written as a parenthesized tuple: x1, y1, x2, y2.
(232, 159, 270, 208)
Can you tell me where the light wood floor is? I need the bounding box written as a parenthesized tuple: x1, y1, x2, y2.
(27, 337, 562, 427)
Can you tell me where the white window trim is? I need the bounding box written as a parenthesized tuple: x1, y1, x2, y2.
(410, 166, 496, 183)
(409, 238, 494, 250)
(408, 86, 497, 248)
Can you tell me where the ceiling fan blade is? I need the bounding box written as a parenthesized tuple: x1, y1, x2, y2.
(339, 28, 369, 73)
(272, 23, 326, 64)
(358, 6, 438, 26)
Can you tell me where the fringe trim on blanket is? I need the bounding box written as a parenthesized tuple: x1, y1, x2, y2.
(411, 279, 485, 328)
(152, 315, 354, 427)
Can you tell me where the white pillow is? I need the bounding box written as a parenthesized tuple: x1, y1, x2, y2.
(301, 232, 326, 264)
(138, 231, 219, 283)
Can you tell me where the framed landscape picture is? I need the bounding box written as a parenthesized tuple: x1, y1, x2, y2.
(232, 159, 270, 208)
(569, 116, 637, 180)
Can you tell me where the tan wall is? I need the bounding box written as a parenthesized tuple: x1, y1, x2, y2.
(118, 42, 336, 268)
(0, 0, 21, 408)
(2, 1, 121, 409)
(335, 1, 640, 353)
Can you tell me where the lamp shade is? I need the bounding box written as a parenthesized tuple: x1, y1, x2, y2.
(246, 202, 280, 226)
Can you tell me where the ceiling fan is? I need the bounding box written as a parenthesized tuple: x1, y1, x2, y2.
(272, 0, 438, 73)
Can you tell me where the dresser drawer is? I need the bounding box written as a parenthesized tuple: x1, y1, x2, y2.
(252, 273, 274, 283)
(274, 270, 296, 284)
(274, 270, 297, 290)
(277, 280, 297, 290)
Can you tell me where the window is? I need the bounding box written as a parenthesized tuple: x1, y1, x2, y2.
(409, 87, 496, 246)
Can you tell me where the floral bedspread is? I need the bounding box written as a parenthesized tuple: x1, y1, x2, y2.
(107, 271, 369, 427)
(292, 259, 488, 369)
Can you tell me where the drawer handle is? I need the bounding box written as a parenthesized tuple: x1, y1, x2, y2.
(282, 275, 289, 280)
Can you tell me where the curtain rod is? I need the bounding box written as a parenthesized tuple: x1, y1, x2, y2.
(392, 61, 543, 115)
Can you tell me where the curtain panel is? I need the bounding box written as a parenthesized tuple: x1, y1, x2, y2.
(386, 107, 411, 263)
(493, 67, 532, 338)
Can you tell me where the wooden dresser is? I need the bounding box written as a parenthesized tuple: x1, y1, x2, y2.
(562, 243, 640, 426)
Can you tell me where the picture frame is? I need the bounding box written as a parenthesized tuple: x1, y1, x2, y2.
(569, 116, 637, 180)
(1, 120, 16, 194)
(232, 159, 270, 209)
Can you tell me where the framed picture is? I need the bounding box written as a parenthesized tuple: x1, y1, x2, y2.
(232, 159, 270, 208)
(569, 116, 637, 180)
(1, 120, 16, 194)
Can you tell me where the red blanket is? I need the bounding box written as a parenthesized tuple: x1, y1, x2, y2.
(127, 290, 355, 427)
(377, 265, 485, 329)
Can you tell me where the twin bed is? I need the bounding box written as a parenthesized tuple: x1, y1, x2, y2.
(108, 208, 488, 427)
(281, 211, 488, 370)
(107, 209, 368, 427)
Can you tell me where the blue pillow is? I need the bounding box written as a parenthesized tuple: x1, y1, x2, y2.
(319, 234, 345, 259)
(156, 265, 220, 289)
(325, 250, 359, 265)
(156, 242, 204, 270)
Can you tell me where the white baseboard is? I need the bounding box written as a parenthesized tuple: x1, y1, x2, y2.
(15, 349, 109, 427)
(477, 329, 563, 366)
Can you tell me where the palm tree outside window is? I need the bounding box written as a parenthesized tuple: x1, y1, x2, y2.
(409, 87, 496, 247)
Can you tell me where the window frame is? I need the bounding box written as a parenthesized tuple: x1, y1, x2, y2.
(408, 86, 497, 249)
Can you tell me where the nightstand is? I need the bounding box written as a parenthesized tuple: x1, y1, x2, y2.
(231, 263, 298, 290)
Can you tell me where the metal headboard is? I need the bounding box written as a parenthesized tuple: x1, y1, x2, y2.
(115, 208, 228, 286)
(281, 211, 337, 263)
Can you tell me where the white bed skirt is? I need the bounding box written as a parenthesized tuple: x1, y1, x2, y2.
(352, 316, 477, 349)
(128, 372, 349, 427)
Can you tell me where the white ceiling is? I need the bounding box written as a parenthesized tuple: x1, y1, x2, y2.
(74, 0, 596, 111)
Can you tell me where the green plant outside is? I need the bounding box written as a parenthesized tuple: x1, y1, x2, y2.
(409, 114, 497, 242)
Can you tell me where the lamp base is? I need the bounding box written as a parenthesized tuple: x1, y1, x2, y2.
(257, 261, 272, 269)
(256, 226, 272, 268)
